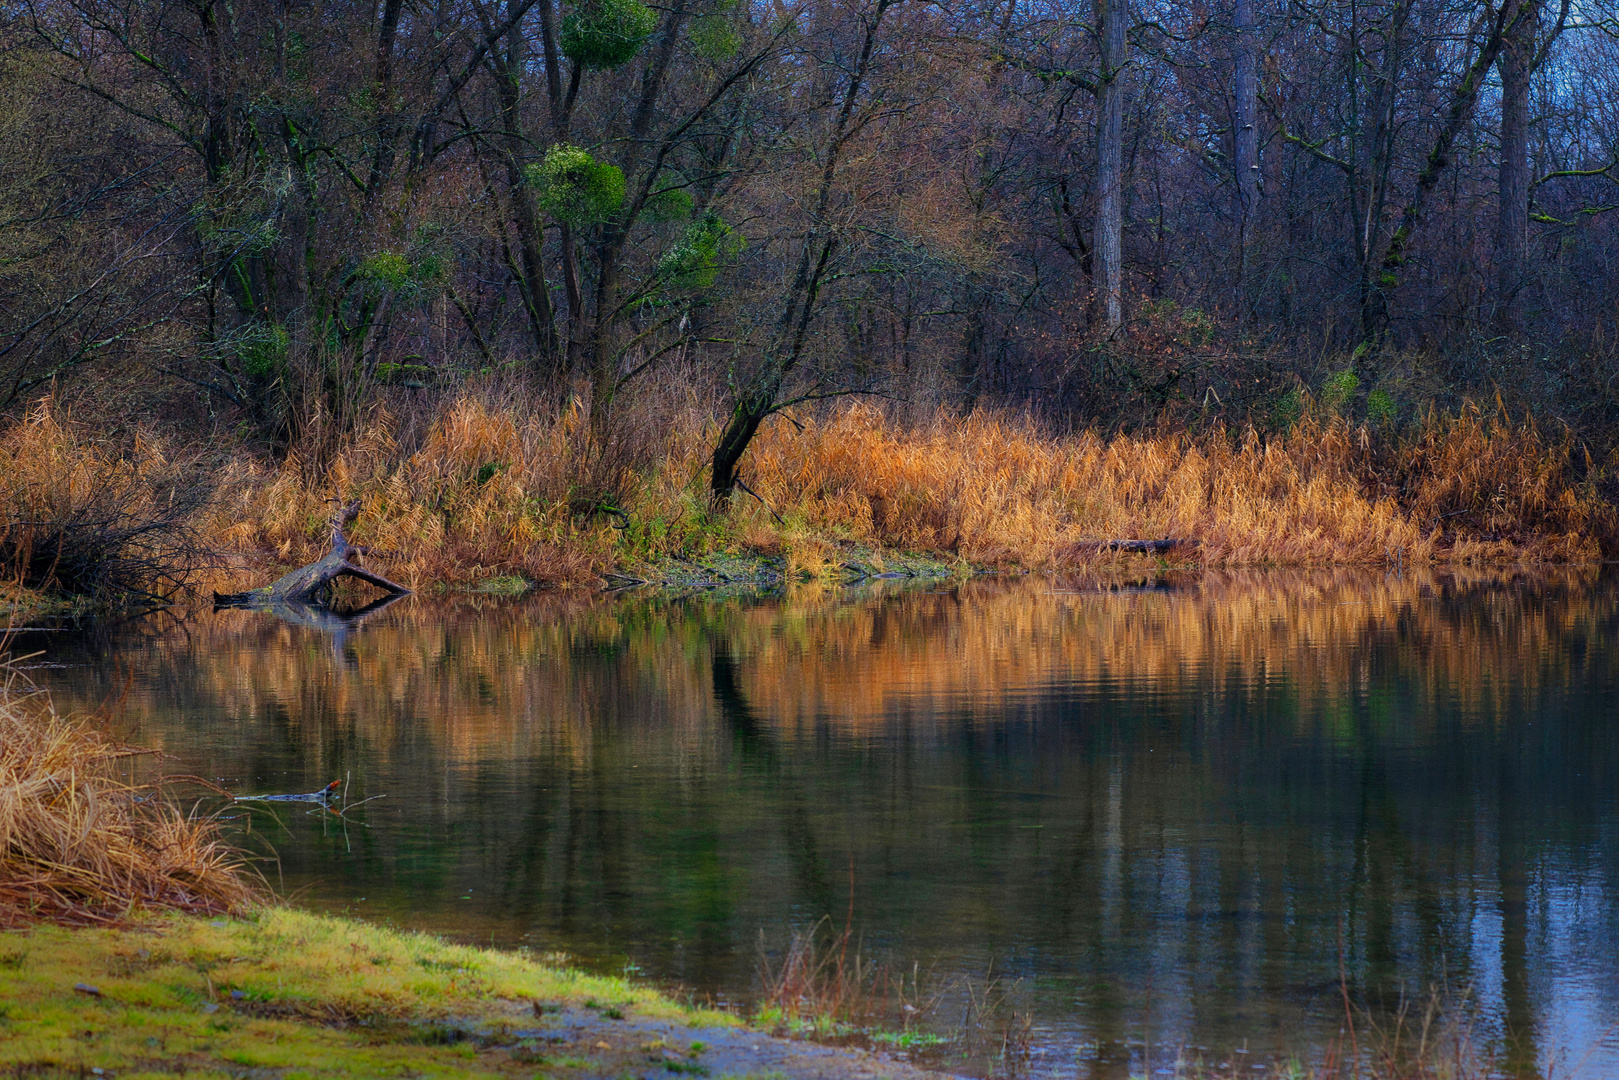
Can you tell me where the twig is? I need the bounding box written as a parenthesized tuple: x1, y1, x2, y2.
(734, 478, 786, 527)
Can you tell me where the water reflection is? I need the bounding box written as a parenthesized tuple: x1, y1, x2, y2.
(26, 570, 1619, 1078)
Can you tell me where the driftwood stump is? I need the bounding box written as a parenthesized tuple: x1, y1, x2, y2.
(215, 500, 409, 607)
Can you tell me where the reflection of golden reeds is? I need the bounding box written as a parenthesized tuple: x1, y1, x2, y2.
(53, 569, 1613, 766)
(0, 669, 255, 926)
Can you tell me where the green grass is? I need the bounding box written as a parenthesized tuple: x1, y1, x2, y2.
(0, 907, 734, 1078)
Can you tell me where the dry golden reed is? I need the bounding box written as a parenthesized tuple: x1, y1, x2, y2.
(744, 403, 1607, 567)
(2, 392, 1611, 601)
(0, 669, 255, 927)
(0, 399, 210, 604)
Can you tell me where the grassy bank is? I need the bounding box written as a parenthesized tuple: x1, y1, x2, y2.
(0, 907, 740, 1079)
(0, 390, 1614, 609)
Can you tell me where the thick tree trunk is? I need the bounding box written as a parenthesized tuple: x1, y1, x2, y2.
(711, 396, 770, 502)
(1232, 0, 1260, 316)
(215, 501, 410, 606)
(1092, 0, 1129, 334)
(492, 22, 562, 378)
(1494, 0, 1535, 334)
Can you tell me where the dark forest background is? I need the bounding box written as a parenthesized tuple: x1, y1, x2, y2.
(4, 0, 1618, 484)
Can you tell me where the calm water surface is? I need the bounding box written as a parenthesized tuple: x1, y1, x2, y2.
(23, 570, 1619, 1078)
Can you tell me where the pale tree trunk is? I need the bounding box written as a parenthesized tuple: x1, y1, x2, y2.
(1092, 0, 1129, 334)
(1232, 0, 1260, 317)
(1494, 0, 1536, 334)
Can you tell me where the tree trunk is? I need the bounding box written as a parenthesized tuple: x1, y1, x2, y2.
(1092, 0, 1129, 334)
(1232, 0, 1260, 318)
(1371, 0, 1524, 349)
(1494, 0, 1536, 334)
(492, 17, 562, 378)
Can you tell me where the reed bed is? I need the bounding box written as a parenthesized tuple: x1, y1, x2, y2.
(0, 670, 255, 926)
(0, 400, 213, 606)
(745, 403, 1609, 568)
(2, 392, 1611, 603)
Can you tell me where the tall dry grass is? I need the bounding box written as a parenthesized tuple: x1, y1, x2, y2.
(0, 399, 213, 606)
(3, 390, 1612, 602)
(0, 668, 255, 926)
(744, 403, 1611, 567)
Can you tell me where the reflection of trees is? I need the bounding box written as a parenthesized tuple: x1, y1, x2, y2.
(29, 570, 1619, 1070)
(711, 649, 836, 916)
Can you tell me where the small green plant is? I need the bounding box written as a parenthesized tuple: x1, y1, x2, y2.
(1367, 388, 1397, 425)
(869, 1030, 948, 1049)
(647, 186, 696, 222)
(1321, 368, 1359, 413)
(528, 146, 626, 229)
(1272, 386, 1304, 430)
(689, 13, 742, 59)
(358, 251, 412, 291)
(561, 0, 657, 68)
(237, 323, 290, 379)
(658, 210, 743, 289)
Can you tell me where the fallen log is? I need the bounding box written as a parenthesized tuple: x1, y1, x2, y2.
(214, 499, 410, 607)
(1078, 539, 1189, 554)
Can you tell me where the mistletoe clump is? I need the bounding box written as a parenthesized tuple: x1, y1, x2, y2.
(526, 145, 626, 229)
(560, 0, 657, 68)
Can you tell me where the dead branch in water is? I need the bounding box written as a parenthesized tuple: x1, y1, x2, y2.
(214, 499, 409, 607)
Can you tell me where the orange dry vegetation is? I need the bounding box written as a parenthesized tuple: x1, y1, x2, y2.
(1, 392, 1611, 601)
(0, 672, 256, 927)
(745, 403, 1608, 566)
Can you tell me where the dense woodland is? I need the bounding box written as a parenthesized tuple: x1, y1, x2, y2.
(4, 0, 1619, 491)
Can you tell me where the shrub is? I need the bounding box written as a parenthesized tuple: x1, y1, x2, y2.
(0, 668, 255, 927)
(658, 210, 743, 289)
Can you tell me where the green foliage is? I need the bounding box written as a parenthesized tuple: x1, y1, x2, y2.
(647, 187, 696, 222)
(1367, 388, 1397, 425)
(1136, 297, 1214, 346)
(561, 0, 658, 68)
(358, 251, 411, 291)
(658, 210, 743, 289)
(375, 362, 433, 386)
(408, 223, 451, 284)
(869, 1030, 948, 1049)
(1272, 387, 1304, 430)
(238, 324, 290, 379)
(1321, 368, 1359, 413)
(688, 13, 742, 60)
(527, 146, 626, 229)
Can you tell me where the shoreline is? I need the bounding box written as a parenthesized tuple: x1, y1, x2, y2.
(0, 907, 954, 1080)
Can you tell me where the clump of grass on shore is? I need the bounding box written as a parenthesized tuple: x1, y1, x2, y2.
(0, 398, 213, 607)
(0, 669, 253, 927)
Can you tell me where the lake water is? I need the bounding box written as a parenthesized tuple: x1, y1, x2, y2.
(20, 570, 1619, 1079)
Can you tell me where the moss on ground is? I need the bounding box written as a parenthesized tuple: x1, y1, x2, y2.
(609, 544, 975, 590)
(0, 907, 726, 1078)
